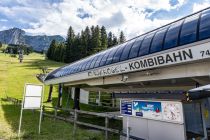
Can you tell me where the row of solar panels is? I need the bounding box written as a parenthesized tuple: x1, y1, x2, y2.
(45, 8, 210, 81)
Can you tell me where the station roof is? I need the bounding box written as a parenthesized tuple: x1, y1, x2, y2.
(45, 7, 210, 83)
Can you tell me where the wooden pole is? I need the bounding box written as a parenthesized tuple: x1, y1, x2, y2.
(98, 91, 101, 106)
(54, 107, 57, 121)
(105, 116, 109, 140)
(73, 109, 78, 138)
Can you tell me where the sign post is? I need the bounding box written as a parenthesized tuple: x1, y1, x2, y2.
(18, 83, 44, 137)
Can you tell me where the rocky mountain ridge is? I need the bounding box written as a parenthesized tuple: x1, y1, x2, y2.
(0, 28, 65, 52)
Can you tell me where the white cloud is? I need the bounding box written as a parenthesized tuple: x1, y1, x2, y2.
(193, 1, 210, 13)
(26, 0, 177, 39)
(0, 19, 8, 22)
(0, 0, 188, 40)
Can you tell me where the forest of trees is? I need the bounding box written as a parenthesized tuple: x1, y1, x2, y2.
(47, 25, 126, 63)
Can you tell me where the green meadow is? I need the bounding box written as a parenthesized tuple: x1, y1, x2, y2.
(0, 53, 104, 140)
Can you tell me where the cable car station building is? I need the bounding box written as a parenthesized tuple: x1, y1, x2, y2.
(44, 7, 210, 140)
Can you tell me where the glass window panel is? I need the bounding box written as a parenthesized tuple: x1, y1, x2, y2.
(74, 65, 79, 73)
(79, 60, 87, 72)
(77, 62, 83, 72)
(139, 32, 155, 56)
(99, 49, 112, 66)
(77, 63, 83, 72)
(199, 9, 210, 40)
(60, 70, 64, 76)
(85, 56, 95, 70)
(112, 44, 127, 63)
(105, 47, 119, 65)
(72, 67, 76, 74)
(94, 51, 106, 68)
(69, 65, 75, 74)
(120, 40, 136, 61)
(180, 14, 199, 45)
(64, 68, 69, 76)
(129, 36, 144, 59)
(68, 67, 72, 74)
(68, 66, 74, 74)
(150, 26, 169, 53)
(81, 58, 91, 71)
(74, 62, 81, 73)
(164, 20, 183, 49)
(89, 57, 98, 69)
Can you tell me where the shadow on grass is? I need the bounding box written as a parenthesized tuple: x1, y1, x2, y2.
(49, 95, 121, 139)
(17, 59, 65, 71)
(1, 101, 104, 140)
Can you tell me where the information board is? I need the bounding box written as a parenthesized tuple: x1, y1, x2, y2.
(133, 101, 162, 120)
(18, 83, 44, 136)
(120, 100, 183, 123)
(23, 84, 43, 109)
(121, 100, 132, 115)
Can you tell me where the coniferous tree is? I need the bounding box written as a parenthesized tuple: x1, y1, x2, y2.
(80, 30, 87, 58)
(47, 25, 126, 63)
(107, 32, 113, 48)
(52, 41, 59, 61)
(90, 25, 101, 54)
(119, 31, 126, 43)
(84, 26, 91, 56)
(100, 26, 108, 50)
(59, 42, 65, 62)
(90, 26, 95, 54)
(72, 33, 82, 61)
(47, 39, 56, 60)
(112, 35, 118, 46)
(64, 26, 75, 63)
(47, 41, 53, 59)
(94, 25, 101, 52)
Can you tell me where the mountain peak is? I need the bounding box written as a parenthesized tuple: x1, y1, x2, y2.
(0, 28, 65, 52)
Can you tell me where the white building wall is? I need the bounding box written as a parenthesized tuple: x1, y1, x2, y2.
(71, 87, 89, 104)
(123, 116, 185, 140)
(79, 89, 89, 104)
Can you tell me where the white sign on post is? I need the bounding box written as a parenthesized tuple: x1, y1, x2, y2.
(18, 84, 44, 136)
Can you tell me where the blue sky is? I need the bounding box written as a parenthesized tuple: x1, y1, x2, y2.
(0, 0, 210, 39)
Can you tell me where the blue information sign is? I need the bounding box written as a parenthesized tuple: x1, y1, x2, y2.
(133, 101, 162, 119)
(121, 100, 132, 115)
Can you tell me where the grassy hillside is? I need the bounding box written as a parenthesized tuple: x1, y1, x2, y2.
(0, 53, 104, 139)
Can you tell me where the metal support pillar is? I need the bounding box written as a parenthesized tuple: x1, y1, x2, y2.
(73, 87, 80, 110)
(66, 87, 71, 108)
(57, 84, 62, 107)
(47, 85, 53, 102)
